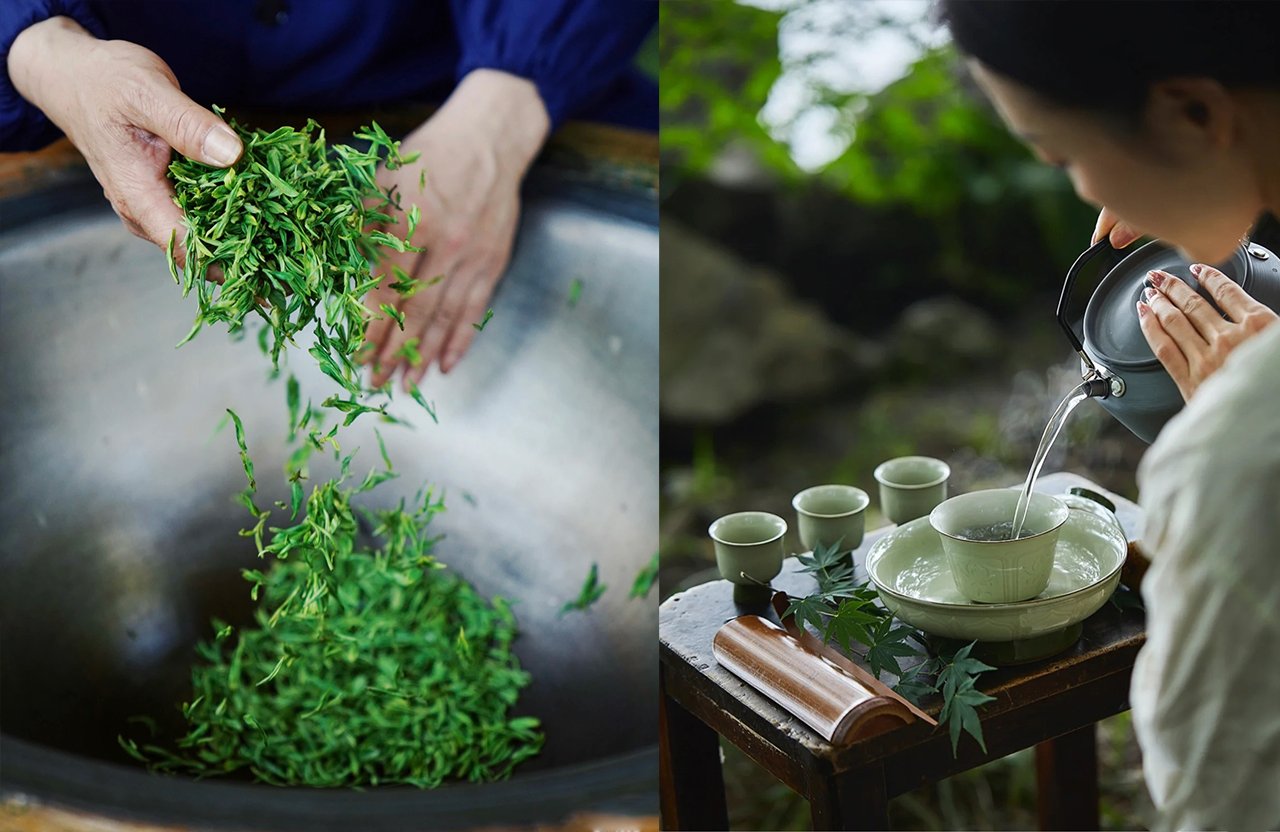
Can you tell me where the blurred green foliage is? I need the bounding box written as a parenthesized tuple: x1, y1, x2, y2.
(660, 2, 800, 178)
(661, 0, 1096, 306)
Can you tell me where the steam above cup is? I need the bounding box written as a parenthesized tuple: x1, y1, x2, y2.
(929, 489, 1070, 603)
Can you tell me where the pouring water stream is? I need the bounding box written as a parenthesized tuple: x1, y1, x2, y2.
(1010, 380, 1094, 538)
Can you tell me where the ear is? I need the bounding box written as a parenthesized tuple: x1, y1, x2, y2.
(1144, 77, 1237, 153)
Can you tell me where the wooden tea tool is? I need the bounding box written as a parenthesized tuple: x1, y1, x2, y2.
(711, 593, 935, 746)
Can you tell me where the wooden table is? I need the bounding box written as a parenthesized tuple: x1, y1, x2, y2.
(659, 473, 1147, 831)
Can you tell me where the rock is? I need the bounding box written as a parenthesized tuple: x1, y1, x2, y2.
(889, 297, 1002, 379)
(661, 220, 881, 424)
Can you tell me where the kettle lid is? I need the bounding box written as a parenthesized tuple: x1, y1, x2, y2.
(1082, 241, 1253, 369)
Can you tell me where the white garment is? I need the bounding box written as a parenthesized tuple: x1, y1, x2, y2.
(1133, 322, 1280, 832)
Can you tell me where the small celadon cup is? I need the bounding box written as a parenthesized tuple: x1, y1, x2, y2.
(792, 484, 870, 554)
(929, 489, 1071, 603)
(873, 456, 951, 524)
(709, 512, 787, 597)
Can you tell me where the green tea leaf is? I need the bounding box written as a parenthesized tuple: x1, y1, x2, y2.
(629, 551, 660, 599)
(406, 381, 438, 424)
(395, 337, 422, 367)
(226, 409, 256, 491)
(285, 375, 301, 440)
(560, 563, 607, 615)
(380, 303, 406, 329)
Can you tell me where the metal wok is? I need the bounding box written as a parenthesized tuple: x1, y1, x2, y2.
(0, 147, 657, 829)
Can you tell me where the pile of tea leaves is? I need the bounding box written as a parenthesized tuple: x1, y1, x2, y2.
(123, 420, 543, 786)
(167, 107, 421, 401)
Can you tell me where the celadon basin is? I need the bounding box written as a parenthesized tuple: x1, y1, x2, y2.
(866, 508, 1126, 644)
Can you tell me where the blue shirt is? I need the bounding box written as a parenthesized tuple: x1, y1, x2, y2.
(0, 0, 656, 151)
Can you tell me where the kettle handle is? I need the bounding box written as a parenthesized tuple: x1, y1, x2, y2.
(1057, 239, 1126, 372)
(1063, 486, 1125, 536)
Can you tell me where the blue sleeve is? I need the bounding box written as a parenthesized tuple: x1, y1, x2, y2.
(0, 0, 106, 151)
(450, 0, 656, 130)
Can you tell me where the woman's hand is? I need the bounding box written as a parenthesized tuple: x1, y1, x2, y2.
(1092, 206, 1143, 249)
(7, 17, 242, 260)
(1137, 263, 1278, 401)
(363, 69, 550, 391)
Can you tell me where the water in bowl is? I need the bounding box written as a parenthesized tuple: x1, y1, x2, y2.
(956, 520, 1038, 542)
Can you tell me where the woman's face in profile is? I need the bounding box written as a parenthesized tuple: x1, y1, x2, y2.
(971, 61, 1263, 264)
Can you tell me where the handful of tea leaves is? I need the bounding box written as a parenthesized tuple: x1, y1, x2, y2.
(167, 109, 420, 397)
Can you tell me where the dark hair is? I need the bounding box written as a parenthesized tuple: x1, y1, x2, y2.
(939, 1, 1280, 116)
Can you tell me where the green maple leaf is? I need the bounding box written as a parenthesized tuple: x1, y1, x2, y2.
(892, 659, 939, 706)
(865, 617, 922, 678)
(816, 564, 858, 601)
(821, 600, 881, 652)
(795, 539, 846, 575)
(782, 594, 834, 636)
(936, 642, 997, 755)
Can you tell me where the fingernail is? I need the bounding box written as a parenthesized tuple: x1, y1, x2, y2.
(1136, 300, 1149, 317)
(1189, 263, 1204, 276)
(1143, 287, 1158, 302)
(1147, 270, 1165, 288)
(203, 125, 242, 167)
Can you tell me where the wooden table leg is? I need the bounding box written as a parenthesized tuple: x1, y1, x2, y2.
(807, 764, 889, 831)
(1036, 724, 1100, 830)
(659, 673, 730, 831)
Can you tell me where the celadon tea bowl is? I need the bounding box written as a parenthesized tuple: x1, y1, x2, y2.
(709, 511, 787, 586)
(930, 489, 1070, 603)
(873, 456, 950, 524)
(792, 484, 870, 553)
(866, 507, 1126, 644)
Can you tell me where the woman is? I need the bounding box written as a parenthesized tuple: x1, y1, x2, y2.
(942, 2, 1280, 829)
(2, 1, 654, 389)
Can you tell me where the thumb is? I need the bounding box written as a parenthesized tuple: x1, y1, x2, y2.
(1108, 221, 1141, 249)
(1091, 207, 1118, 245)
(132, 84, 242, 168)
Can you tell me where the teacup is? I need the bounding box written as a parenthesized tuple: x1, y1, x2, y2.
(929, 489, 1070, 603)
(873, 456, 950, 524)
(709, 512, 787, 593)
(792, 484, 870, 554)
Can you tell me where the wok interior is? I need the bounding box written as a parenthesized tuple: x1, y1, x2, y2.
(0, 176, 657, 780)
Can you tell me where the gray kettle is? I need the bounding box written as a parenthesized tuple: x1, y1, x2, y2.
(1057, 238, 1280, 443)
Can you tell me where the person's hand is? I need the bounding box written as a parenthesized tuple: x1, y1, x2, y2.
(1091, 206, 1143, 249)
(7, 16, 242, 262)
(1137, 263, 1278, 401)
(363, 69, 550, 391)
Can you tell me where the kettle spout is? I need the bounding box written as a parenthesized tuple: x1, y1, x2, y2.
(1083, 376, 1112, 399)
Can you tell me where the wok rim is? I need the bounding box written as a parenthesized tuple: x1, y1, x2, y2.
(0, 736, 656, 830)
